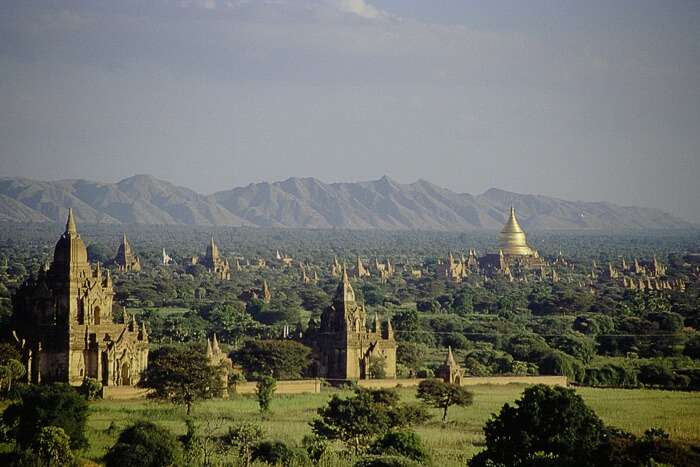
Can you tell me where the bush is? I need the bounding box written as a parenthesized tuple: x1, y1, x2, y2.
(256, 376, 277, 414)
(369, 431, 430, 463)
(302, 434, 328, 464)
(103, 421, 184, 467)
(538, 351, 584, 382)
(312, 388, 430, 454)
(583, 364, 638, 388)
(78, 377, 103, 401)
(31, 425, 74, 467)
(251, 440, 308, 466)
(222, 422, 265, 466)
(2, 383, 88, 449)
(354, 455, 422, 467)
(469, 385, 607, 467)
(638, 363, 677, 389)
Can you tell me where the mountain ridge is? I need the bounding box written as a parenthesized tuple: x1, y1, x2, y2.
(0, 175, 693, 230)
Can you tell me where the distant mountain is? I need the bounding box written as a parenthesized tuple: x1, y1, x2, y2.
(0, 175, 693, 230)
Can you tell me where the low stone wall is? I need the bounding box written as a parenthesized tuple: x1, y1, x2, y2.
(233, 379, 322, 395)
(355, 375, 568, 389)
(459, 375, 568, 387)
(355, 378, 425, 389)
(99, 376, 566, 400)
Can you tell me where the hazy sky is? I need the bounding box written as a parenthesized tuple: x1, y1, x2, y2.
(1, 0, 699, 221)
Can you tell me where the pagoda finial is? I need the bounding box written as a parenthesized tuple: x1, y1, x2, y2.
(212, 333, 220, 354)
(65, 208, 78, 234)
(445, 346, 457, 366)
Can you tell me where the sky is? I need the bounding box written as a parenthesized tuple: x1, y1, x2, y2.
(0, 0, 699, 222)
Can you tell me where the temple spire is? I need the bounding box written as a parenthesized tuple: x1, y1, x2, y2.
(65, 208, 77, 234)
(445, 346, 457, 367)
(335, 265, 356, 304)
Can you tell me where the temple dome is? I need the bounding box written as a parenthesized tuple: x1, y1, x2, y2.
(52, 209, 88, 268)
(498, 207, 533, 256)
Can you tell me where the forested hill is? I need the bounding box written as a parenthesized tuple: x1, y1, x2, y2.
(0, 175, 692, 230)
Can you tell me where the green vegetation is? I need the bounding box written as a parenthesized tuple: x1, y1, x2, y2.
(255, 377, 277, 415)
(10, 385, 685, 466)
(416, 379, 474, 421)
(104, 421, 184, 467)
(141, 344, 223, 415)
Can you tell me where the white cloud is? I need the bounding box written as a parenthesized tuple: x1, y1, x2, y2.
(332, 0, 385, 19)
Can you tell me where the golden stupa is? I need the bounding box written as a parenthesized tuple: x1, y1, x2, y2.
(499, 207, 533, 256)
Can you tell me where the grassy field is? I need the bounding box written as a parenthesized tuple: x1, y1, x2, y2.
(80, 384, 700, 466)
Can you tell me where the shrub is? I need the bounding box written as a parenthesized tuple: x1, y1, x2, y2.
(354, 455, 422, 467)
(369, 431, 430, 463)
(31, 426, 74, 467)
(256, 376, 277, 414)
(302, 434, 328, 464)
(469, 385, 606, 467)
(538, 351, 584, 382)
(2, 383, 88, 449)
(312, 388, 430, 454)
(222, 422, 265, 467)
(78, 377, 103, 401)
(251, 440, 308, 466)
(583, 364, 638, 388)
(103, 421, 183, 467)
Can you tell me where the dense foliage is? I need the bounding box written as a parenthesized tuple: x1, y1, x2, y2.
(140, 344, 223, 415)
(312, 388, 430, 454)
(104, 421, 184, 467)
(2, 383, 89, 450)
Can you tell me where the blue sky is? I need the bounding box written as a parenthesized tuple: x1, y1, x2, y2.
(1, 0, 698, 221)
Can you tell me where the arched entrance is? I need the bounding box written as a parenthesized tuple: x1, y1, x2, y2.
(121, 362, 131, 386)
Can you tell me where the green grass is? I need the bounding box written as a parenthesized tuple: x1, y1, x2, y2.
(79, 384, 700, 466)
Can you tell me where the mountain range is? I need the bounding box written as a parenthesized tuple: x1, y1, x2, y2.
(0, 175, 692, 230)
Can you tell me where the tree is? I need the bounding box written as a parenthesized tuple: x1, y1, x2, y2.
(104, 421, 184, 467)
(369, 354, 387, 379)
(233, 339, 311, 380)
(140, 344, 222, 415)
(0, 359, 25, 395)
(416, 379, 474, 422)
(469, 385, 606, 467)
(222, 422, 265, 467)
(0, 343, 24, 396)
(538, 351, 585, 382)
(312, 388, 429, 454)
(2, 383, 88, 449)
(31, 426, 74, 467)
(396, 342, 426, 373)
(86, 243, 112, 264)
(256, 376, 277, 414)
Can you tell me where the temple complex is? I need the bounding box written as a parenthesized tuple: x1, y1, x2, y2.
(162, 248, 173, 266)
(437, 347, 464, 385)
(315, 268, 396, 380)
(191, 237, 231, 280)
(354, 256, 371, 278)
(113, 233, 141, 272)
(206, 334, 234, 398)
(11, 210, 148, 386)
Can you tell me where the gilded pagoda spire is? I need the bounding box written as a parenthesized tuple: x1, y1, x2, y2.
(498, 207, 533, 256)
